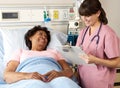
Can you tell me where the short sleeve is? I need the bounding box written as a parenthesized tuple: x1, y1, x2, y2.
(55, 50, 65, 60)
(47, 49, 64, 60)
(10, 49, 22, 62)
(104, 32, 120, 58)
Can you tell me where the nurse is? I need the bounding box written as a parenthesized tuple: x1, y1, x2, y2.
(76, 0, 120, 88)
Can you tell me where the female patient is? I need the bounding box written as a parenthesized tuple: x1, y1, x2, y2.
(3, 25, 80, 88)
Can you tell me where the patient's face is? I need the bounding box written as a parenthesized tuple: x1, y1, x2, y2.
(30, 30, 48, 51)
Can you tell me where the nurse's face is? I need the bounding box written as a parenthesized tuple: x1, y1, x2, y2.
(81, 11, 100, 27)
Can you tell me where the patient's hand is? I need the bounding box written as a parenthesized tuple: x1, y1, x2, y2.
(43, 70, 62, 82)
(27, 72, 46, 81)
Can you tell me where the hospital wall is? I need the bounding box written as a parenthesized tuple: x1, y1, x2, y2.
(0, 0, 73, 5)
(0, 0, 74, 34)
(100, 0, 120, 38)
(0, 0, 120, 37)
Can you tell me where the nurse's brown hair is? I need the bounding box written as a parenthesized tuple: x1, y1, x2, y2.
(79, 0, 108, 24)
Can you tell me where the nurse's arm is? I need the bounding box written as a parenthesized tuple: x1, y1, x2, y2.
(88, 55, 120, 68)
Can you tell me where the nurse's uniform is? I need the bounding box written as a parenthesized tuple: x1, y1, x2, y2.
(76, 24, 120, 88)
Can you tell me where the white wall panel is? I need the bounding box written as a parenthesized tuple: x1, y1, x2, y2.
(0, 0, 74, 6)
(0, 6, 70, 34)
(100, 0, 120, 37)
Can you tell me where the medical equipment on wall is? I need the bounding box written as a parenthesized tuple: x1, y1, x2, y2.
(43, 10, 52, 28)
(43, 7, 51, 23)
(67, 20, 80, 46)
(67, 0, 83, 46)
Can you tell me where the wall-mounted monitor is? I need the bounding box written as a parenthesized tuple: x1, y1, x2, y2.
(2, 12, 19, 20)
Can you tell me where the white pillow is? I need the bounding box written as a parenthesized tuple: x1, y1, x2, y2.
(47, 30, 67, 49)
(0, 27, 67, 65)
(0, 31, 4, 60)
(0, 28, 29, 65)
(0, 59, 5, 83)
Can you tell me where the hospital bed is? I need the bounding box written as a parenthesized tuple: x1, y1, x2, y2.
(0, 23, 82, 86)
(0, 3, 83, 87)
(0, 4, 120, 88)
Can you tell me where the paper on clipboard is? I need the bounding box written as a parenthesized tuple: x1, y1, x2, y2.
(57, 46, 95, 66)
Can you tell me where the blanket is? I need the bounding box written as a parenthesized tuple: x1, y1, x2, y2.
(0, 56, 81, 88)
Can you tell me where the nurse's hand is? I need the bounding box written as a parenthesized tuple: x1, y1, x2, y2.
(87, 54, 98, 64)
(79, 53, 89, 63)
(79, 54, 98, 64)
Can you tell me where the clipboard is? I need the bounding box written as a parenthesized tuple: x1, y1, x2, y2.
(57, 46, 95, 66)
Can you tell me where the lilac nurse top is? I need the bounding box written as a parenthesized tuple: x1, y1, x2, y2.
(76, 24, 120, 88)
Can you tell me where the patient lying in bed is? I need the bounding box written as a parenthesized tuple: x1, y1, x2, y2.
(2, 25, 81, 88)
